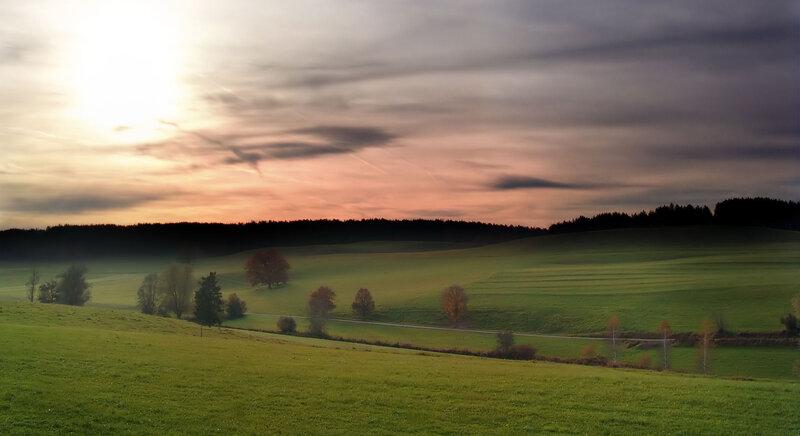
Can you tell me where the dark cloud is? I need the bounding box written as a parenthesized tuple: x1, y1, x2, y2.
(646, 144, 800, 162)
(2, 191, 171, 214)
(140, 124, 397, 167)
(490, 176, 602, 191)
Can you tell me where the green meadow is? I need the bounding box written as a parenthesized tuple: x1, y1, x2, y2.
(1, 226, 798, 334)
(1, 226, 798, 379)
(1, 303, 798, 434)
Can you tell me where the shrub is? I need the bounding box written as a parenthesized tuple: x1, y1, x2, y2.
(780, 313, 798, 336)
(636, 354, 653, 369)
(580, 345, 597, 359)
(226, 293, 248, 319)
(505, 344, 536, 360)
(37, 279, 59, 303)
(277, 316, 297, 334)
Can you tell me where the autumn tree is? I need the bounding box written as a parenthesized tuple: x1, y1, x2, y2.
(158, 263, 194, 319)
(57, 265, 91, 306)
(25, 267, 40, 303)
(697, 319, 715, 374)
(137, 273, 159, 315)
(245, 249, 290, 289)
(351, 288, 375, 319)
(657, 320, 672, 369)
(194, 272, 225, 334)
(226, 293, 247, 319)
(607, 314, 620, 363)
(308, 286, 336, 336)
(441, 285, 468, 326)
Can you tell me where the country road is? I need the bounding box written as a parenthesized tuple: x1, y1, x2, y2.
(247, 312, 668, 342)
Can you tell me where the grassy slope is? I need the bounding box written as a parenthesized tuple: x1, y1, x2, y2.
(1, 227, 798, 334)
(1, 303, 799, 434)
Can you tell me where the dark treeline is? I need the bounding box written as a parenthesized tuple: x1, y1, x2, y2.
(0, 219, 541, 260)
(1, 197, 798, 260)
(549, 197, 800, 233)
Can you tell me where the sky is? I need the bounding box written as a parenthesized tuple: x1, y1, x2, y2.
(0, 0, 798, 228)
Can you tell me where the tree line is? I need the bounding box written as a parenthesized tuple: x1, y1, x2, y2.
(3, 197, 798, 260)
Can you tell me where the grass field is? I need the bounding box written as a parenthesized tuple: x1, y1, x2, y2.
(1, 302, 798, 434)
(1, 226, 797, 334)
(227, 314, 800, 380)
(1, 226, 798, 379)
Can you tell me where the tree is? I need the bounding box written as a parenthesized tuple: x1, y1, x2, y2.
(277, 316, 297, 334)
(194, 272, 225, 334)
(57, 265, 91, 306)
(441, 285, 468, 326)
(496, 330, 514, 354)
(245, 249, 290, 289)
(226, 293, 247, 319)
(351, 288, 375, 319)
(308, 286, 336, 336)
(37, 279, 58, 303)
(136, 273, 159, 315)
(25, 267, 40, 302)
(697, 319, 715, 374)
(607, 314, 620, 363)
(657, 320, 672, 369)
(158, 263, 194, 319)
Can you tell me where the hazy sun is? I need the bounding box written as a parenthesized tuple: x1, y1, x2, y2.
(69, 2, 185, 141)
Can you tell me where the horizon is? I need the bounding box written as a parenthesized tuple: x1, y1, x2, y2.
(1, 1, 799, 228)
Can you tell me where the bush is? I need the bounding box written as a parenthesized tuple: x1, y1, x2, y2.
(37, 280, 58, 303)
(277, 316, 297, 334)
(580, 345, 597, 359)
(505, 344, 536, 360)
(636, 354, 653, 369)
(226, 293, 248, 319)
(780, 313, 798, 336)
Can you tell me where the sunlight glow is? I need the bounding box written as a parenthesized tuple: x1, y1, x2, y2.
(69, 2, 186, 142)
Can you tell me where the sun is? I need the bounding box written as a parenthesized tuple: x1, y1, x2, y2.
(68, 2, 186, 142)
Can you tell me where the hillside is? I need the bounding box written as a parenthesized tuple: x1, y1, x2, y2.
(1, 303, 798, 434)
(1, 226, 798, 336)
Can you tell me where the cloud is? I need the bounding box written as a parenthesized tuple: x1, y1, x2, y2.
(489, 176, 605, 191)
(273, 21, 798, 88)
(1, 189, 173, 214)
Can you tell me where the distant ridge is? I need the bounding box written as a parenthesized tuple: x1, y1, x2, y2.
(0, 197, 797, 260)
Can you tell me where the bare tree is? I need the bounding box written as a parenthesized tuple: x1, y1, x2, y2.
(441, 285, 468, 326)
(158, 264, 194, 319)
(137, 273, 159, 314)
(697, 319, 715, 374)
(607, 314, 620, 363)
(25, 267, 40, 303)
(657, 320, 672, 370)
